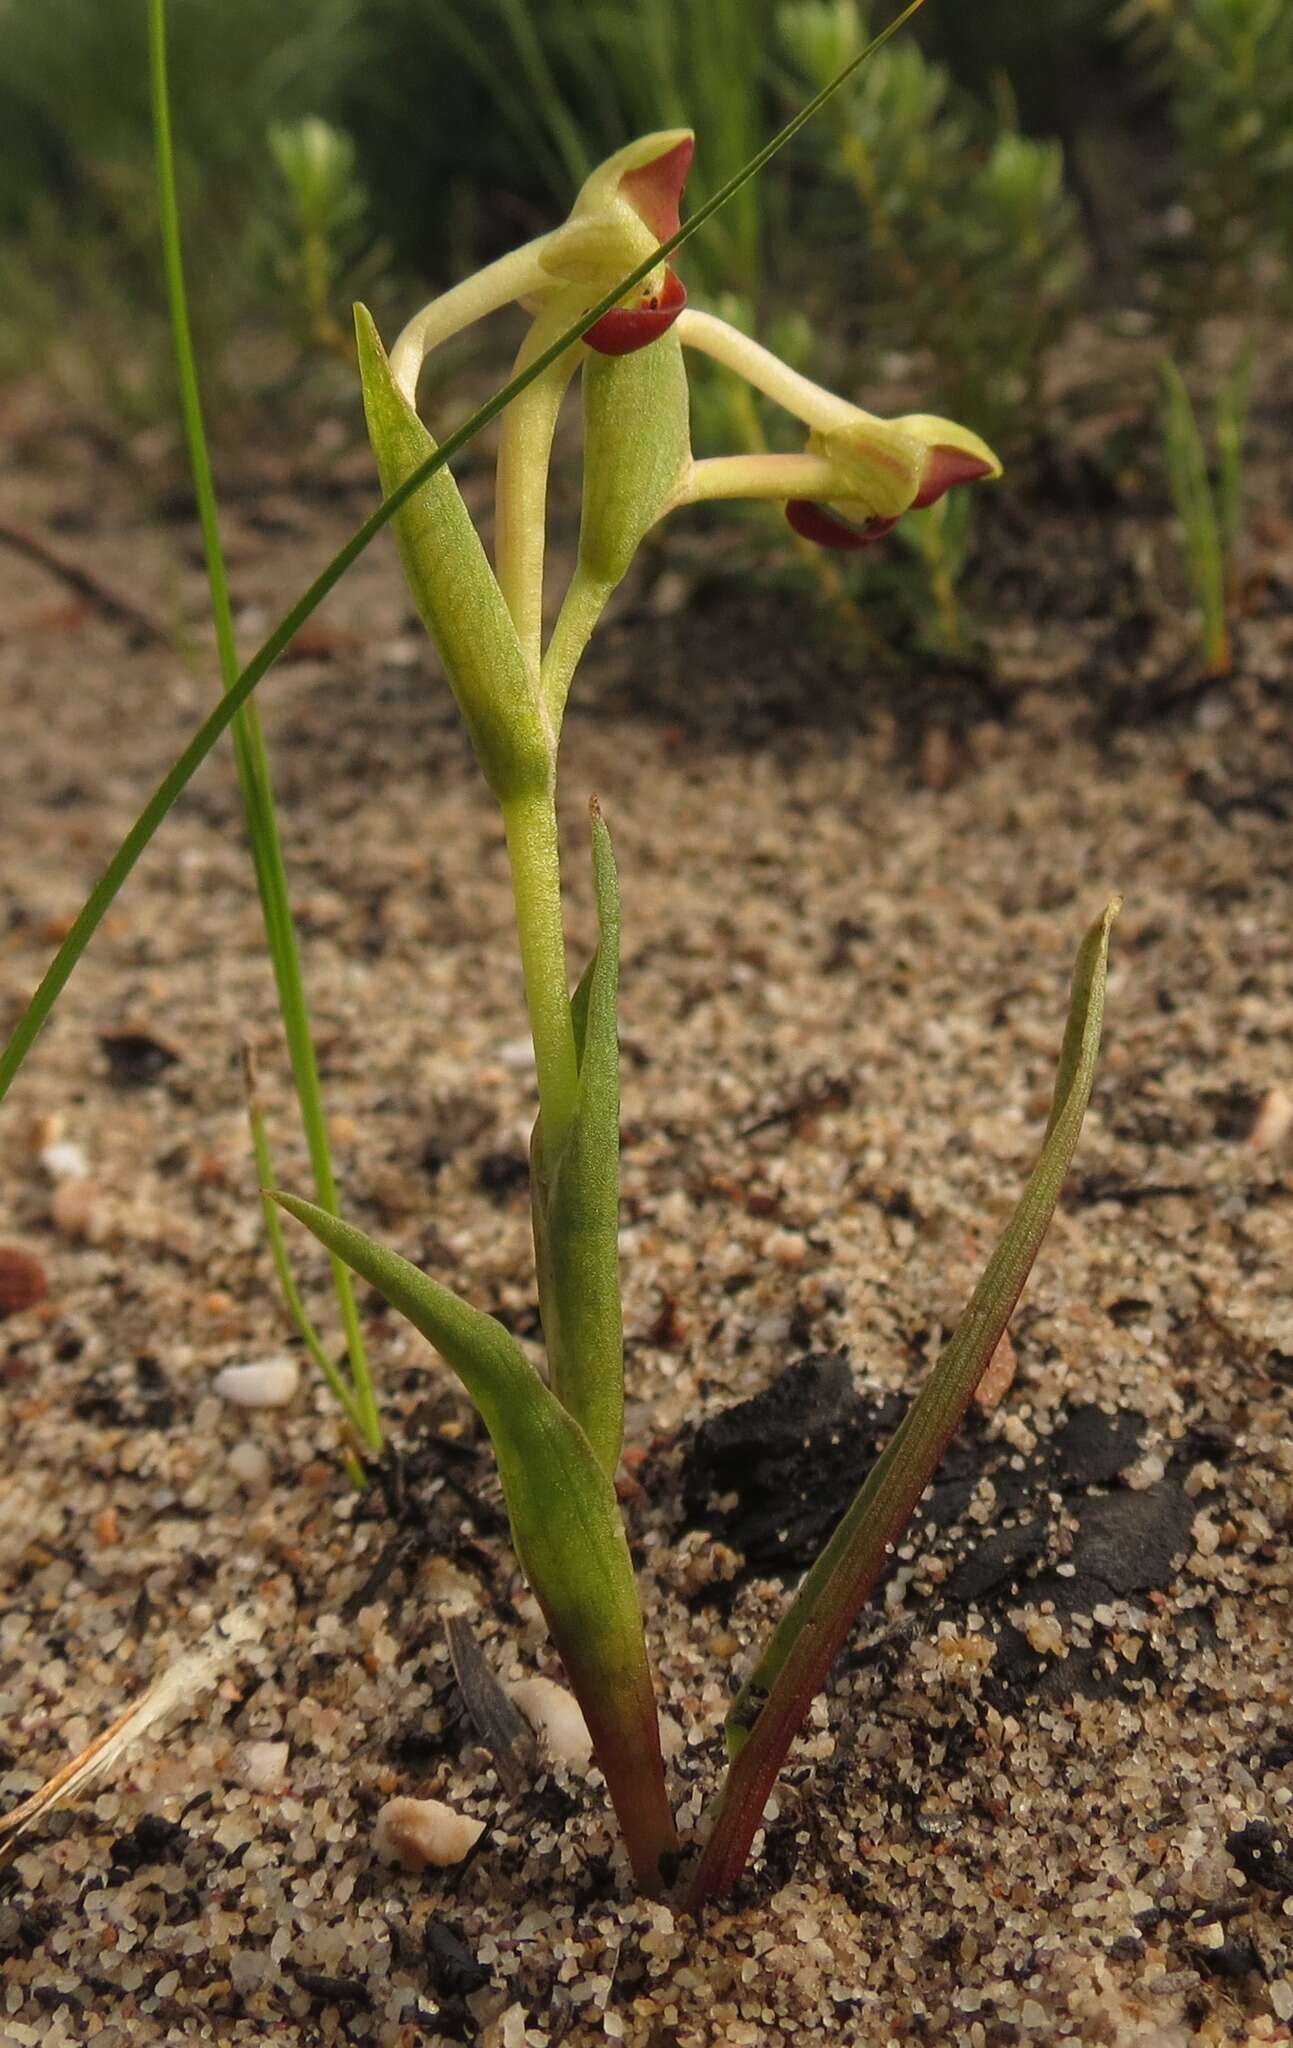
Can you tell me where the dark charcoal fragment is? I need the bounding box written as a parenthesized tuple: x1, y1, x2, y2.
(1066, 1480, 1195, 1594)
(1188, 1936, 1263, 1981)
(423, 1922, 492, 1998)
(680, 1352, 904, 1571)
(1049, 1404, 1144, 1489)
(476, 1150, 530, 1199)
(108, 1814, 188, 1873)
(1227, 1820, 1293, 1897)
(98, 1032, 180, 1087)
(294, 1971, 372, 2008)
(944, 1520, 1047, 1604)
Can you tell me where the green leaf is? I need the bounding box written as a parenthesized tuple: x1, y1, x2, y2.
(530, 802, 625, 1476)
(687, 898, 1120, 1907)
(272, 1189, 678, 1892)
(354, 304, 552, 802)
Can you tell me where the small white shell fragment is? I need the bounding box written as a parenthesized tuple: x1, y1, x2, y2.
(373, 1796, 485, 1870)
(213, 1357, 299, 1409)
(40, 1140, 90, 1182)
(509, 1677, 594, 1770)
(233, 1739, 289, 1792)
(228, 1441, 271, 1488)
(657, 1710, 685, 1760)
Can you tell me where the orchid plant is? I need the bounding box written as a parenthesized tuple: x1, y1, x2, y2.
(270, 130, 1118, 1908)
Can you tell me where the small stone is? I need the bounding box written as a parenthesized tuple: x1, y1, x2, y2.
(658, 1711, 685, 1759)
(0, 1247, 47, 1318)
(51, 1177, 111, 1245)
(229, 1949, 269, 1993)
(974, 1329, 1018, 1413)
(228, 1441, 272, 1488)
(39, 1139, 90, 1181)
(373, 1797, 485, 1870)
(509, 1677, 594, 1770)
(1271, 1980, 1293, 2022)
(213, 1357, 299, 1409)
(233, 1740, 289, 1792)
(1249, 1087, 1293, 1154)
(93, 1506, 121, 1547)
(1022, 1612, 1066, 1658)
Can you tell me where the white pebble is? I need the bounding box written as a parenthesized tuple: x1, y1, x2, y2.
(233, 1740, 289, 1792)
(1271, 1981, 1293, 2022)
(373, 1796, 485, 1870)
(228, 1441, 271, 1488)
(40, 1140, 90, 1181)
(229, 1949, 269, 1992)
(213, 1357, 299, 1409)
(509, 1677, 594, 1770)
(658, 1710, 685, 1760)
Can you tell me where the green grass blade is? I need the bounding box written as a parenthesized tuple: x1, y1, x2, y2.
(148, 0, 378, 1449)
(0, 0, 927, 1110)
(246, 1078, 367, 1442)
(1215, 338, 1255, 569)
(687, 898, 1120, 1908)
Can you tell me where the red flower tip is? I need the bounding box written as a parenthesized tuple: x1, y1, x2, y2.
(619, 137, 694, 243)
(584, 266, 687, 357)
(785, 501, 899, 551)
(911, 444, 996, 510)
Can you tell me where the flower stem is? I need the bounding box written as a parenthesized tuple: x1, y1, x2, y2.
(502, 787, 579, 1150)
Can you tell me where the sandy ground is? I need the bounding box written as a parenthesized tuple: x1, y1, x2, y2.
(0, 353, 1291, 2047)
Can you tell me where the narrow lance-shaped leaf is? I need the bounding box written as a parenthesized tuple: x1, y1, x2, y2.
(686, 899, 1120, 1908)
(354, 304, 553, 803)
(272, 1192, 678, 1894)
(530, 801, 625, 1476)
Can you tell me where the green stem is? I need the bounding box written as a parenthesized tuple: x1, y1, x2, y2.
(148, 0, 379, 1452)
(502, 788, 579, 1150)
(495, 302, 583, 675)
(540, 567, 615, 731)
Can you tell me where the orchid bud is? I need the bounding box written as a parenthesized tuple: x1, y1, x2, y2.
(578, 331, 693, 590)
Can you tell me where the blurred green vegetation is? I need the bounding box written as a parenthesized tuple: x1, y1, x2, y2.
(0, 0, 1286, 498)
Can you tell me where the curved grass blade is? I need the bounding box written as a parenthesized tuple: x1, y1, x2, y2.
(687, 899, 1120, 1909)
(150, 0, 377, 1448)
(0, 0, 927, 1108)
(272, 1190, 678, 1893)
